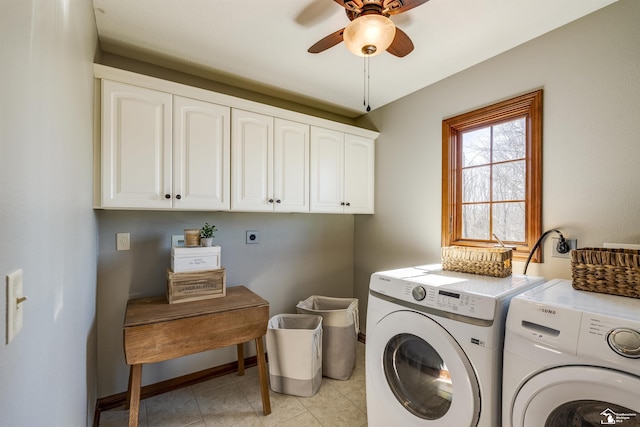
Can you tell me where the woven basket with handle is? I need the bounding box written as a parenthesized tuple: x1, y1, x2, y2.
(571, 248, 640, 298)
(441, 246, 512, 278)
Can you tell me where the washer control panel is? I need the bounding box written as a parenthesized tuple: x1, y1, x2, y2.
(580, 313, 640, 364)
(370, 273, 496, 321)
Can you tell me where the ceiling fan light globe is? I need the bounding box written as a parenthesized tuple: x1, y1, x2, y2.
(343, 15, 396, 57)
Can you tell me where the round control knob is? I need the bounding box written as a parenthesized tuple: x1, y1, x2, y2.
(165, 194, 171, 199)
(607, 328, 640, 358)
(176, 194, 181, 200)
(412, 286, 426, 301)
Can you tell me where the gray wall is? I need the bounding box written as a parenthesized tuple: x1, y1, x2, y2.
(0, 1, 98, 425)
(355, 0, 640, 332)
(97, 211, 354, 397)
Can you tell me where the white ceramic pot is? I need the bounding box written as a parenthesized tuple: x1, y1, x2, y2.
(200, 237, 214, 247)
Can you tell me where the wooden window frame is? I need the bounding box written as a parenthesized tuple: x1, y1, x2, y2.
(442, 90, 542, 262)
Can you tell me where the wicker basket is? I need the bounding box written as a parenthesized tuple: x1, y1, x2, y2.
(441, 246, 512, 278)
(571, 248, 640, 298)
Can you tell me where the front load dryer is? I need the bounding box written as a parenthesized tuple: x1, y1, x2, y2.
(366, 265, 545, 427)
(502, 279, 640, 427)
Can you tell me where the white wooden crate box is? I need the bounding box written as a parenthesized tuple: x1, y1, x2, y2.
(171, 245, 221, 273)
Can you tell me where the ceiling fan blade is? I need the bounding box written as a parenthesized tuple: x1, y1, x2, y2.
(296, 0, 339, 27)
(333, 0, 363, 11)
(386, 27, 414, 57)
(308, 28, 346, 53)
(385, 0, 429, 15)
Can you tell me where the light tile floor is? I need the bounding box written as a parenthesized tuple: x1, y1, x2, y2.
(99, 342, 367, 427)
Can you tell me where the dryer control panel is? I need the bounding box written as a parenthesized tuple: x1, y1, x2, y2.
(370, 272, 497, 321)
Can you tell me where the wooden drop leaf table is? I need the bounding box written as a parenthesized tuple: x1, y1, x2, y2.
(123, 285, 271, 427)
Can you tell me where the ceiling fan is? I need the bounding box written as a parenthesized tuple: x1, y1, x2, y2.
(308, 0, 429, 57)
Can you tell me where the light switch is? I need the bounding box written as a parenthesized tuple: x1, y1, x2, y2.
(116, 233, 130, 251)
(6, 269, 25, 344)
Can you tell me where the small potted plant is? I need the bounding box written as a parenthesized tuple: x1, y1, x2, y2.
(200, 222, 217, 247)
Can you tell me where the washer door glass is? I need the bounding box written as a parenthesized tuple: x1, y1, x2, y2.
(511, 366, 640, 427)
(545, 400, 640, 426)
(368, 310, 480, 426)
(383, 333, 452, 419)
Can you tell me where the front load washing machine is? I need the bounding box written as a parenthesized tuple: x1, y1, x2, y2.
(366, 265, 545, 427)
(502, 279, 640, 427)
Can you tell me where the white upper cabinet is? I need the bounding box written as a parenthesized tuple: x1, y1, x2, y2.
(343, 133, 375, 214)
(95, 66, 377, 213)
(273, 118, 310, 212)
(101, 80, 173, 209)
(310, 127, 344, 212)
(99, 80, 230, 210)
(310, 127, 375, 214)
(231, 110, 309, 212)
(231, 109, 274, 211)
(173, 96, 230, 210)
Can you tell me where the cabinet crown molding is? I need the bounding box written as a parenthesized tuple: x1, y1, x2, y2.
(94, 64, 379, 140)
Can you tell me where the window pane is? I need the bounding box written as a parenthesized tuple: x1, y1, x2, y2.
(492, 202, 525, 242)
(493, 118, 526, 162)
(493, 160, 525, 201)
(462, 203, 490, 240)
(462, 127, 490, 166)
(462, 166, 490, 202)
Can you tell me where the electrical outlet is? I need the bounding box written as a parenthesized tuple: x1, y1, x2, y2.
(6, 269, 25, 344)
(551, 237, 577, 258)
(116, 233, 130, 251)
(246, 230, 260, 244)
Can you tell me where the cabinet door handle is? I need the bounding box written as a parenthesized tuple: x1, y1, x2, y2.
(165, 194, 171, 199)
(341, 202, 345, 206)
(276, 199, 281, 204)
(346, 202, 350, 206)
(268, 199, 274, 203)
(176, 195, 182, 200)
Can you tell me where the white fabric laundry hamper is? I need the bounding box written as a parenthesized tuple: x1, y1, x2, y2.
(296, 296, 359, 380)
(266, 314, 323, 397)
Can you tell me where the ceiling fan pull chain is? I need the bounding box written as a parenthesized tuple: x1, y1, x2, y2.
(366, 55, 371, 112)
(363, 55, 367, 108)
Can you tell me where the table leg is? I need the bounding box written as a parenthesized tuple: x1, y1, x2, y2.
(255, 336, 271, 415)
(236, 343, 245, 376)
(127, 364, 142, 427)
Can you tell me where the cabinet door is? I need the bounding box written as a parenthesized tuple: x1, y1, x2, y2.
(274, 119, 309, 212)
(231, 109, 273, 211)
(344, 134, 375, 214)
(310, 127, 344, 213)
(173, 96, 230, 210)
(101, 80, 172, 208)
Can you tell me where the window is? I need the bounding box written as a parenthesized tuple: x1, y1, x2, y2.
(442, 90, 542, 261)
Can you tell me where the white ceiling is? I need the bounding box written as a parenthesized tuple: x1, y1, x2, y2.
(93, 0, 617, 118)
